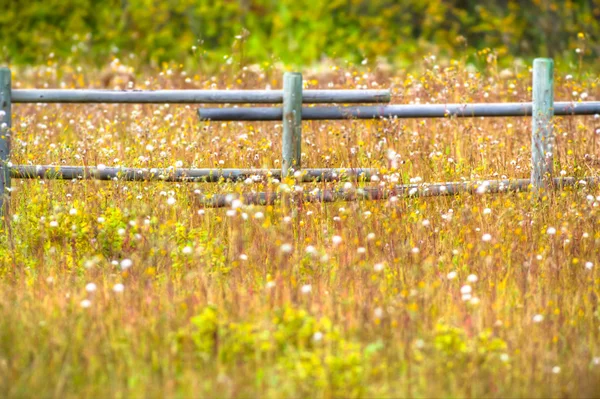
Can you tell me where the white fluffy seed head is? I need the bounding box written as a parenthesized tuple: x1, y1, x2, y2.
(113, 283, 125, 293)
(120, 259, 133, 270)
(85, 283, 97, 292)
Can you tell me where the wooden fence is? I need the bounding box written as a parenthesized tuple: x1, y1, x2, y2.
(1, 58, 599, 214)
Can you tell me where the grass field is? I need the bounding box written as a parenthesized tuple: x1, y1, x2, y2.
(1, 58, 600, 398)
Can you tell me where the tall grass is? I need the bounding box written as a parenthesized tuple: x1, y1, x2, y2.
(1, 56, 599, 398)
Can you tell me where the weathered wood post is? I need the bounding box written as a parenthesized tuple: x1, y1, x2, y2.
(282, 72, 302, 178)
(0, 68, 11, 216)
(531, 58, 554, 193)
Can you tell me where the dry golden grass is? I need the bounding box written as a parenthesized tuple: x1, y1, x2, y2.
(1, 57, 599, 398)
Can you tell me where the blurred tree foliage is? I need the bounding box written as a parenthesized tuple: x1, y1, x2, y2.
(1, 0, 598, 67)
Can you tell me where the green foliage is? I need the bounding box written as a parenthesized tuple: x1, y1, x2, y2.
(2, 0, 599, 67)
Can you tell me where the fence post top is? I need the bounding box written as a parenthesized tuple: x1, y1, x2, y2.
(533, 58, 554, 65)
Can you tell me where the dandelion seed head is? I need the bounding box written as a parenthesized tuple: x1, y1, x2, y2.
(85, 283, 97, 292)
(301, 284, 312, 294)
(120, 259, 133, 270)
(113, 283, 125, 293)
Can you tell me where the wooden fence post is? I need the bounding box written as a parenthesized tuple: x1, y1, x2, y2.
(0, 68, 11, 216)
(531, 58, 554, 193)
(282, 72, 302, 178)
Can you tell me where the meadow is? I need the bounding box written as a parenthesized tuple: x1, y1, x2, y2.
(1, 55, 599, 398)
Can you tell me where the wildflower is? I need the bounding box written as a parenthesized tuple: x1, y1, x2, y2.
(367, 233, 376, 240)
(301, 284, 312, 294)
(460, 285, 472, 295)
(113, 283, 125, 293)
(280, 243, 293, 254)
(283, 216, 292, 224)
(476, 181, 490, 194)
(412, 247, 420, 254)
(374, 263, 385, 272)
(97, 217, 105, 223)
(593, 357, 600, 366)
(357, 247, 366, 254)
(266, 281, 276, 289)
(467, 274, 478, 283)
(552, 366, 561, 374)
(500, 353, 510, 362)
(69, 208, 78, 216)
(175, 160, 183, 168)
(254, 212, 264, 219)
(547, 227, 557, 235)
(533, 314, 544, 323)
(120, 259, 133, 270)
(422, 219, 430, 227)
(167, 197, 176, 206)
(49, 220, 59, 227)
(117, 228, 126, 235)
(332, 235, 343, 245)
(447, 271, 457, 280)
(374, 307, 384, 318)
(305, 245, 317, 255)
(182, 246, 193, 255)
(80, 299, 92, 308)
(85, 283, 97, 293)
(226, 209, 236, 217)
(585, 261, 593, 270)
(239, 254, 248, 261)
(482, 233, 492, 242)
(483, 208, 491, 215)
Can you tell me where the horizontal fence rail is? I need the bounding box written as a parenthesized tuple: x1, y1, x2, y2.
(11, 165, 376, 183)
(198, 101, 600, 121)
(199, 177, 599, 208)
(11, 89, 391, 104)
